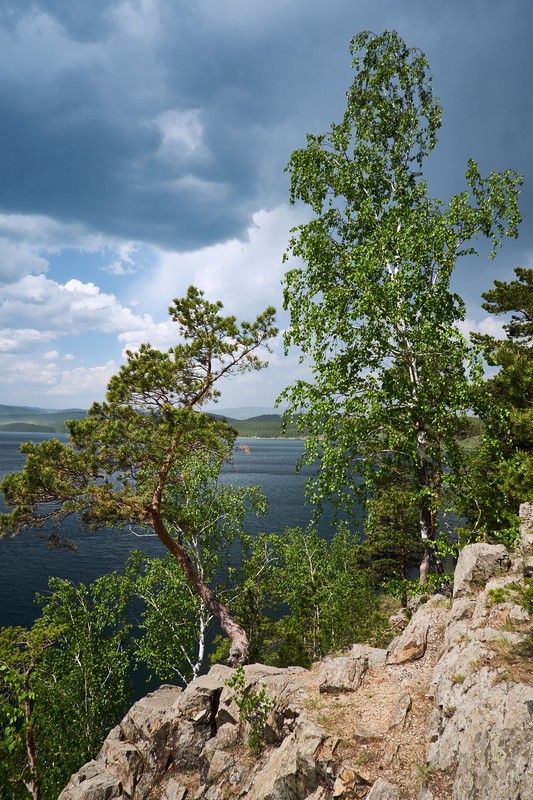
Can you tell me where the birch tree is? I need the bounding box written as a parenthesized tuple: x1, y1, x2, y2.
(280, 30, 522, 581)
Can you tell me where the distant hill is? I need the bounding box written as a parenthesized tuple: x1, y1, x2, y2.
(0, 405, 87, 433)
(0, 405, 479, 443)
(214, 414, 302, 438)
(0, 405, 301, 438)
(0, 422, 57, 433)
(205, 406, 283, 420)
(0, 404, 49, 416)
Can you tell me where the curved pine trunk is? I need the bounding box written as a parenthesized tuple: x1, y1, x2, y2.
(150, 511, 249, 665)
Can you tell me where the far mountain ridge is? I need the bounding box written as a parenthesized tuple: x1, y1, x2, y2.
(0, 404, 87, 416)
(205, 406, 283, 420)
(0, 405, 297, 437)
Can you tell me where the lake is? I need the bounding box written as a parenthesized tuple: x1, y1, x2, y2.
(0, 433, 340, 630)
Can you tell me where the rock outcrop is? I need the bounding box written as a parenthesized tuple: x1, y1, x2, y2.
(60, 504, 533, 800)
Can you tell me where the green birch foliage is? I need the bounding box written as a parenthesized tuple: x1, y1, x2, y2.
(34, 576, 132, 784)
(226, 526, 383, 668)
(0, 625, 57, 800)
(0, 574, 132, 800)
(280, 31, 522, 561)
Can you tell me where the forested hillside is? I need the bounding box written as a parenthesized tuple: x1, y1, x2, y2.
(0, 406, 302, 438)
(0, 406, 87, 433)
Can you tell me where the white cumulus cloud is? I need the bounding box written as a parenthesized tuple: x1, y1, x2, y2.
(0, 239, 49, 285)
(458, 316, 506, 340)
(1, 275, 150, 337)
(133, 204, 308, 322)
(46, 362, 118, 399)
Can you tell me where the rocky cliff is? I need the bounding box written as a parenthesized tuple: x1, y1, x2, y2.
(59, 504, 533, 800)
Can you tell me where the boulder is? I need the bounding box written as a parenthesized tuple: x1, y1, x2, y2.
(58, 762, 123, 800)
(349, 644, 388, 669)
(318, 656, 367, 693)
(367, 778, 400, 799)
(408, 594, 429, 613)
(217, 664, 315, 724)
(387, 608, 430, 663)
(203, 748, 235, 785)
(452, 543, 510, 598)
(99, 731, 144, 798)
(332, 765, 371, 796)
(160, 779, 188, 800)
(428, 672, 533, 800)
(387, 692, 412, 731)
(178, 665, 231, 723)
(246, 718, 334, 800)
(59, 682, 206, 800)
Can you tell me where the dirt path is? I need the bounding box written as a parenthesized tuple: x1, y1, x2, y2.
(303, 612, 452, 799)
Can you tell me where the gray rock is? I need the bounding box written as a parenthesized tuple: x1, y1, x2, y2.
(352, 725, 383, 740)
(449, 597, 476, 622)
(439, 680, 533, 799)
(332, 765, 371, 795)
(387, 607, 430, 663)
(424, 593, 449, 609)
(388, 692, 411, 731)
(388, 610, 409, 633)
(349, 644, 388, 669)
(427, 587, 533, 800)
(119, 684, 182, 779)
(381, 741, 400, 767)
(99, 732, 144, 797)
(217, 664, 313, 725)
(453, 543, 510, 598)
(509, 603, 530, 623)
(161, 779, 188, 800)
(172, 718, 212, 772)
(58, 770, 123, 800)
(246, 718, 330, 800)
(60, 685, 191, 800)
(408, 594, 429, 612)
(216, 683, 241, 726)
(178, 666, 231, 721)
(204, 749, 235, 785)
(367, 778, 400, 799)
(212, 721, 239, 750)
(304, 789, 329, 800)
(318, 655, 367, 693)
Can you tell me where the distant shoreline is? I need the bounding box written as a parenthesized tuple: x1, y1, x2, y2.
(0, 427, 305, 441)
(0, 405, 302, 439)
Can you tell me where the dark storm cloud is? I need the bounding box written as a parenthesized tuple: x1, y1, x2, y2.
(0, 0, 113, 39)
(0, 0, 531, 259)
(0, 0, 314, 249)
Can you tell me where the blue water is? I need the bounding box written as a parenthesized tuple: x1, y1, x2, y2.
(0, 434, 336, 630)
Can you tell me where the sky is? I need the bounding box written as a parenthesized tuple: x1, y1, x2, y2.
(0, 0, 532, 412)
